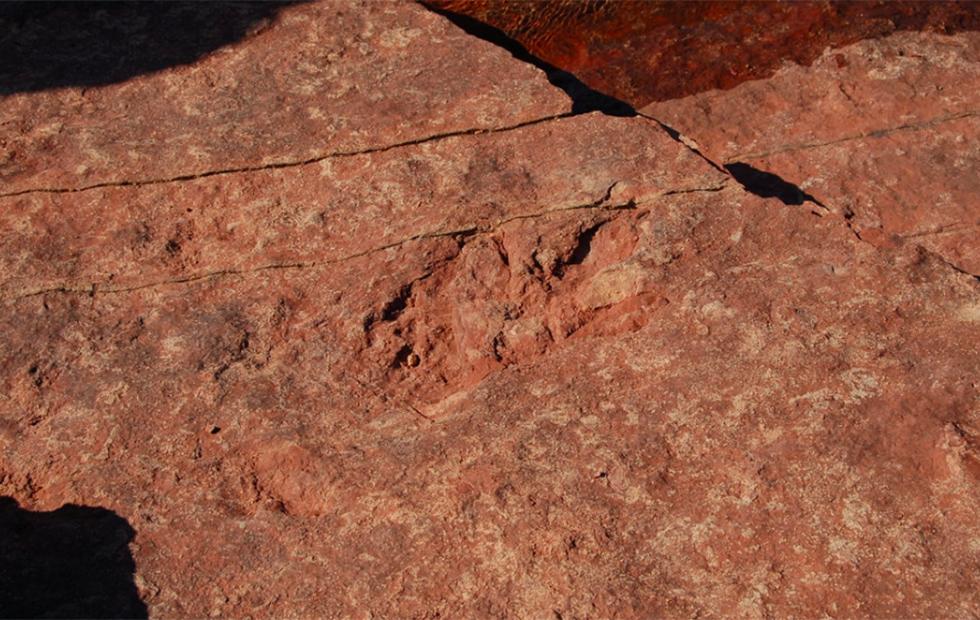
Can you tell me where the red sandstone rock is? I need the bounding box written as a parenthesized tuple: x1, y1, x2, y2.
(0, 2, 978, 618)
(0, 1, 569, 195)
(0, 114, 720, 301)
(643, 30, 980, 276)
(426, 0, 980, 106)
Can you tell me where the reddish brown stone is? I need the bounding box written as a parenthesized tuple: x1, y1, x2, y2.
(0, 1, 569, 196)
(426, 0, 980, 107)
(644, 30, 980, 275)
(1, 2, 978, 618)
(0, 113, 720, 300)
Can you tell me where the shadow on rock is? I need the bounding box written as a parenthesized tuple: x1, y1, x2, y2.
(422, 1, 636, 117)
(0, 496, 147, 619)
(0, 1, 300, 95)
(724, 161, 824, 207)
(423, 0, 980, 107)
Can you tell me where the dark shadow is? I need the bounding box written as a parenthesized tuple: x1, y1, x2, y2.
(0, 496, 147, 619)
(421, 3, 636, 117)
(724, 162, 825, 207)
(0, 2, 299, 95)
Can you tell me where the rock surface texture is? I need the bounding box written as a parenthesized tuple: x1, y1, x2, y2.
(644, 30, 980, 277)
(426, 0, 980, 105)
(1, 2, 978, 618)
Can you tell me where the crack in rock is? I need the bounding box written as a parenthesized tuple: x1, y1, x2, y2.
(729, 110, 980, 161)
(414, 0, 976, 289)
(0, 113, 575, 199)
(903, 223, 980, 239)
(643, 110, 975, 280)
(5, 181, 732, 303)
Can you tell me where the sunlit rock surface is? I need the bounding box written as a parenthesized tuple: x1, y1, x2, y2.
(1, 1, 978, 617)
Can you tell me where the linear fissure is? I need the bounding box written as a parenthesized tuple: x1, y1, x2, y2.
(11, 185, 722, 302)
(0, 113, 575, 199)
(729, 110, 979, 161)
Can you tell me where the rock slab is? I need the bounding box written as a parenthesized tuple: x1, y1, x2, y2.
(1, 2, 978, 618)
